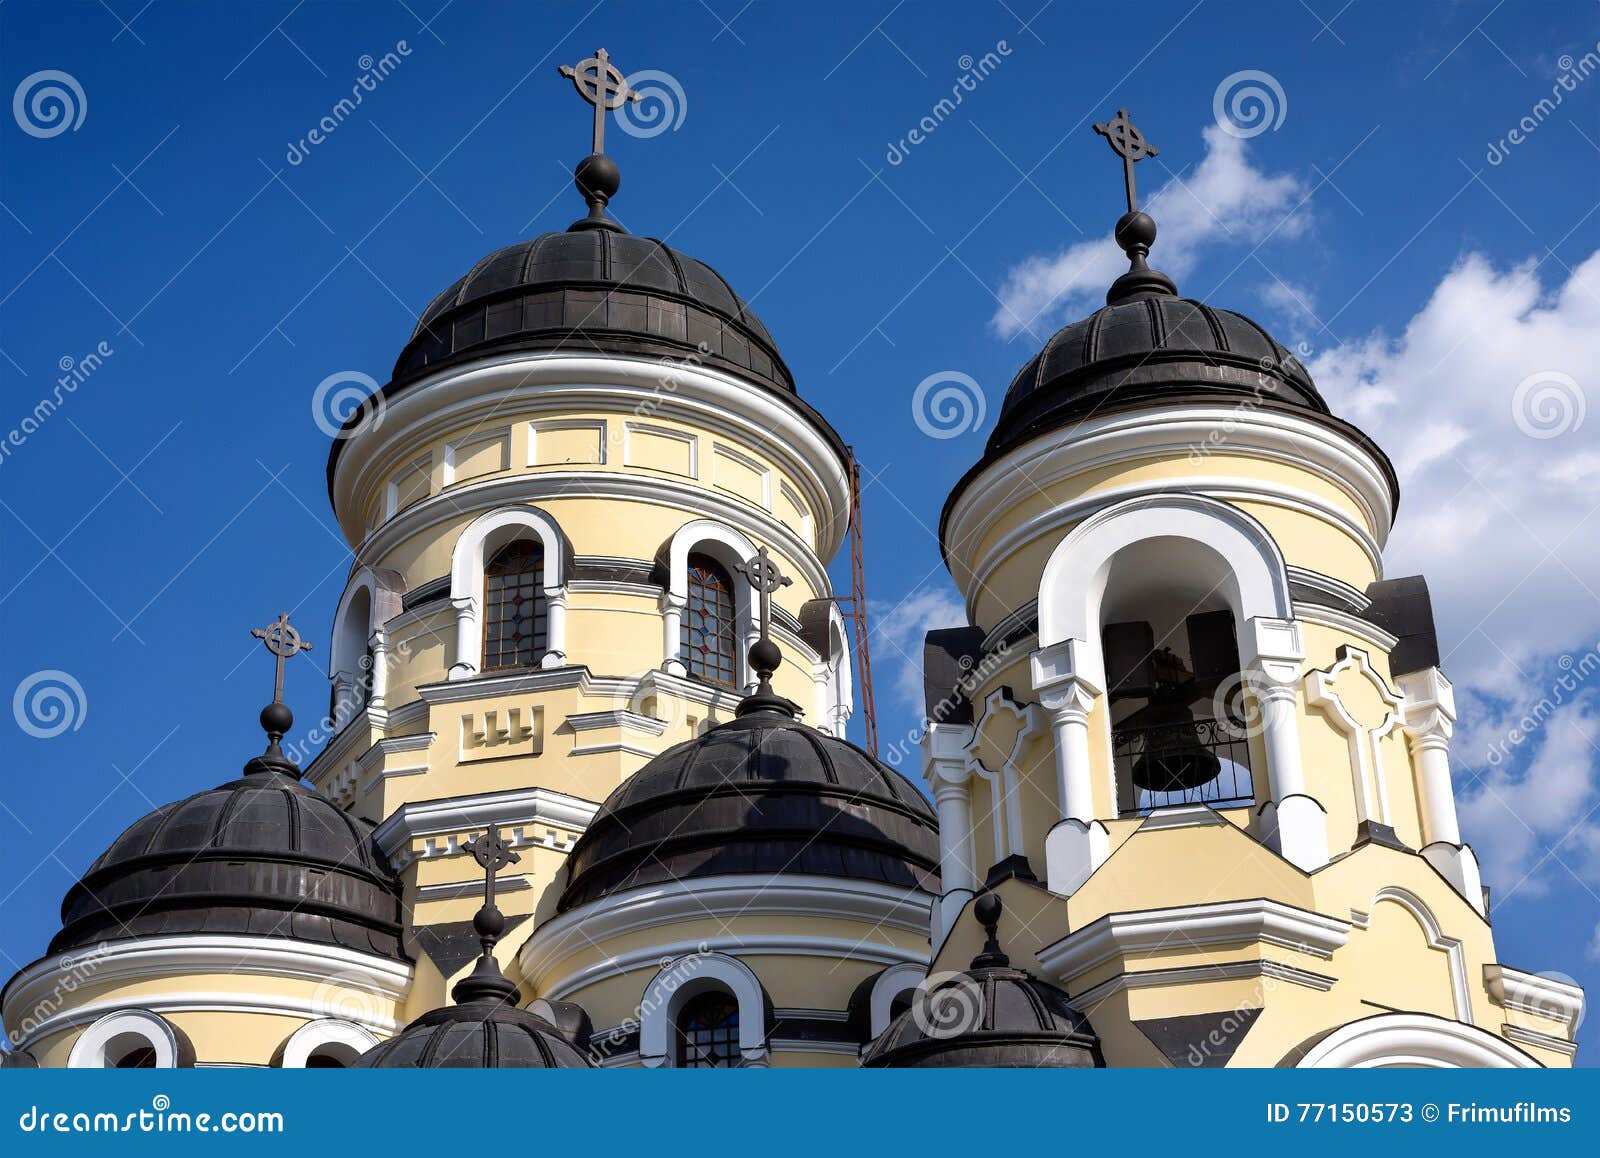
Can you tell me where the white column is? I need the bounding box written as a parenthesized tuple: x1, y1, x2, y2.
(541, 588, 568, 669)
(921, 723, 976, 947)
(330, 671, 359, 729)
(1241, 616, 1329, 871)
(661, 592, 686, 676)
(1398, 667, 1483, 912)
(1030, 639, 1109, 896)
(449, 595, 479, 681)
(366, 629, 388, 712)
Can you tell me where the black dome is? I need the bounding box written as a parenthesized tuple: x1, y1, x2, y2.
(862, 960, 1103, 1068)
(354, 1002, 591, 1069)
(989, 296, 1326, 456)
(558, 709, 940, 913)
(864, 896, 1102, 1068)
(394, 229, 791, 392)
(52, 760, 405, 961)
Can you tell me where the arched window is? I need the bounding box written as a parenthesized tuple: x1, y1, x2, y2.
(482, 541, 547, 671)
(676, 990, 740, 1068)
(114, 1046, 157, 1068)
(682, 553, 738, 687)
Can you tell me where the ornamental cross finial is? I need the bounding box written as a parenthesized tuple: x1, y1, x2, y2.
(735, 546, 792, 648)
(1093, 108, 1159, 214)
(251, 612, 312, 706)
(558, 47, 639, 156)
(464, 823, 520, 910)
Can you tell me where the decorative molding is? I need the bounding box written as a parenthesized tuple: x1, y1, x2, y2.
(372, 786, 598, 863)
(1068, 958, 1337, 1013)
(1293, 1012, 1538, 1068)
(1286, 566, 1371, 611)
(1350, 886, 1473, 1024)
(1483, 964, 1584, 1029)
(1306, 646, 1403, 828)
(1501, 1024, 1578, 1059)
(1037, 899, 1352, 984)
(1294, 603, 1398, 653)
(520, 875, 931, 990)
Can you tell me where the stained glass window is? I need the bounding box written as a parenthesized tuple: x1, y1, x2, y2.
(682, 553, 738, 687)
(677, 990, 740, 1068)
(483, 540, 547, 670)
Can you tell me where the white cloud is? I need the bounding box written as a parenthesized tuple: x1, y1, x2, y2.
(1309, 247, 1600, 893)
(870, 584, 967, 716)
(991, 126, 1308, 337)
(1307, 249, 1600, 693)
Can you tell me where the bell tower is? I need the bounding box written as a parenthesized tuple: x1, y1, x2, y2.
(920, 110, 1583, 1067)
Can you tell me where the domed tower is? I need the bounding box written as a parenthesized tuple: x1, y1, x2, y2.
(921, 110, 1584, 1067)
(299, 51, 886, 1060)
(522, 553, 939, 1066)
(1, 615, 411, 1067)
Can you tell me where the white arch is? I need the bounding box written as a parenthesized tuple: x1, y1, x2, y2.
(812, 603, 854, 737)
(662, 519, 759, 684)
(638, 951, 769, 1067)
(1359, 886, 1472, 1022)
(866, 962, 924, 1041)
(329, 567, 403, 726)
(276, 1018, 379, 1068)
(1295, 1013, 1539, 1068)
(448, 505, 569, 678)
(1037, 493, 1291, 649)
(68, 1009, 192, 1069)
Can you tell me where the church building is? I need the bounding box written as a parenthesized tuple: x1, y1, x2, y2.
(0, 55, 1582, 1070)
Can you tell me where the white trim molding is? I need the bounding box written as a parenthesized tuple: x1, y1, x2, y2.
(1483, 964, 1584, 1031)
(519, 874, 931, 993)
(1293, 1013, 1539, 1068)
(448, 504, 571, 678)
(67, 1009, 193, 1069)
(1037, 899, 1352, 985)
(1351, 886, 1473, 1023)
(638, 952, 769, 1068)
(373, 786, 598, 866)
(662, 518, 760, 682)
(275, 1018, 379, 1068)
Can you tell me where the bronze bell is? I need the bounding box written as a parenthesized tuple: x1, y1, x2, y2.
(1126, 647, 1220, 793)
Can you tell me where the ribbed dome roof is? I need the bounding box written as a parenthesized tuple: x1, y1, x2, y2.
(393, 229, 791, 392)
(558, 708, 940, 912)
(863, 896, 1103, 1068)
(52, 760, 404, 960)
(354, 1002, 591, 1069)
(989, 295, 1325, 455)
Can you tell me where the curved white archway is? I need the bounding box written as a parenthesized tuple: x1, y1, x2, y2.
(329, 567, 404, 726)
(865, 962, 924, 1041)
(276, 1018, 379, 1068)
(819, 606, 854, 737)
(1037, 493, 1291, 649)
(638, 951, 769, 1067)
(68, 1009, 194, 1069)
(661, 519, 759, 684)
(448, 505, 570, 678)
(1295, 1013, 1539, 1068)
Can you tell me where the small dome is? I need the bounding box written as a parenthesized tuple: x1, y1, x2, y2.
(354, 1002, 592, 1069)
(53, 760, 404, 961)
(394, 230, 790, 392)
(1, 1048, 37, 1068)
(864, 895, 1102, 1068)
(559, 708, 940, 913)
(989, 295, 1325, 455)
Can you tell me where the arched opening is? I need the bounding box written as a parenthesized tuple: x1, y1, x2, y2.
(1098, 537, 1255, 815)
(68, 1009, 194, 1069)
(682, 553, 739, 687)
(482, 540, 547, 671)
(112, 1043, 157, 1068)
(675, 989, 741, 1068)
(330, 583, 373, 725)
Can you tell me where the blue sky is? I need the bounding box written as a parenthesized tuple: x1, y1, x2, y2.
(2, 1, 1598, 1060)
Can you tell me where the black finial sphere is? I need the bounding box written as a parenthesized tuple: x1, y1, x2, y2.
(474, 904, 507, 941)
(260, 701, 293, 738)
(1114, 210, 1157, 253)
(749, 637, 782, 676)
(974, 892, 1003, 930)
(574, 153, 621, 203)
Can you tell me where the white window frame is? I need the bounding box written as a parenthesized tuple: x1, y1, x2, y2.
(68, 1009, 192, 1069)
(449, 505, 570, 680)
(638, 952, 768, 1068)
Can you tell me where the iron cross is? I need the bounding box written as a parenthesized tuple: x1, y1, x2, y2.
(1093, 108, 1159, 214)
(558, 47, 639, 155)
(251, 612, 313, 705)
(736, 546, 792, 644)
(464, 823, 520, 909)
